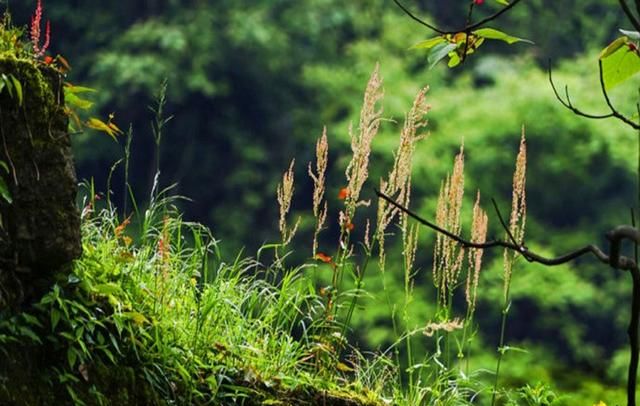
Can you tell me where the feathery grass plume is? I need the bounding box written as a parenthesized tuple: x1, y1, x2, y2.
(376, 86, 430, 268)
(345, 63, 384, 214)
(465, 190, 488, 312)
(433, 144, 465, 306)
(277, 159, 300, 245)
(402, 220, 420, 294)
(423, 317, 464, 337)
(503, 128, 527, 299)
(308, 128, 329, 256)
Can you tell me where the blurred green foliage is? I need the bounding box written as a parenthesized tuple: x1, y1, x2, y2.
(5, 0, 639, 401)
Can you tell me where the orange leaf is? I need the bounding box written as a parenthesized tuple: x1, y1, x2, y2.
(315, 252, 333, 263)
(338, 187, 349, 200)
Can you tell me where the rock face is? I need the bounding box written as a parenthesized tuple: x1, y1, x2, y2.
(0, 58, 81, 309)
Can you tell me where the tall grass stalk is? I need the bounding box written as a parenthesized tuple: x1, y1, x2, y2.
(491, 130, 527, 406)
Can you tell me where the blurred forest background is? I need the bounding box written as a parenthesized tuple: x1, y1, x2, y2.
(7, 0, 640, 401)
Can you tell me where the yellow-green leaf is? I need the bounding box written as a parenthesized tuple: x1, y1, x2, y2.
(495, 0, 510, 5)
(64, 84, 96, 94)
(86, 117, 121, 140)
(600, 40, 640, 89)
(473, 28, 533, 45)
(121, 311, 148, 326)
(411, 36, 446, 50)
(600, 36, 629, 59)
(65, 92, 94, 110)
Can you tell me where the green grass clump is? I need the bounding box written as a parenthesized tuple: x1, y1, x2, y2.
(0, 187, 392, 405)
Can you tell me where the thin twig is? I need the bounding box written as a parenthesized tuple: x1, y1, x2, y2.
(459, 0, 524, 33)
(491, 198, 520, 248)
(391, 0, 445, 34)
(621, 0, 640, 33)
(548, 63, 616, 120)
(598, 59, 640, 130)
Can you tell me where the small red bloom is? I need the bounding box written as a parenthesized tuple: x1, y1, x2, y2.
(43, 55, 53, 65)
(473, 0, 484, 4)
(338, 187, 349, 200)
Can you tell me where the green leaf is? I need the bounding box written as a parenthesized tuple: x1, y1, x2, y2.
(473, 28, 533, 45)
(65, 92, 94, 110)
(448, 52, 461, 68)
(18, 326, 41, 344)
(495, 0, 510, 4)
(0, 177, 11, 204)
(0, 160, 8, 173)
(67, 347, 78, 369)
(121, 311, 148, 326)
(9, 75, 22, 106)
(51, 308, 61, 331)
(93, 282, 123, 296)
(428, 42, 457, 69)
(600, 39, 640, 89)
(620, 29, 640, 41)
(64, 85, 96, 94)
(411, 36, 446, 50)
(2, 74, 13, 99)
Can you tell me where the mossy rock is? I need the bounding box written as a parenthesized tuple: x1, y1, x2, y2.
(0, 56, 81, 309)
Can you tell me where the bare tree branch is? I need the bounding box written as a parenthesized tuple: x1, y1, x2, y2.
(375, 189, 612, 266)
(548, 64, 616, 120)
(548, 62, 640, 130)
(391, 0, 446, 34)
(620, 0, 640, 33)
(460, 0, 524, 33)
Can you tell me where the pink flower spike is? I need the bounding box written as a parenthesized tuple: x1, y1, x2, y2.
(31, 0, 51, 58)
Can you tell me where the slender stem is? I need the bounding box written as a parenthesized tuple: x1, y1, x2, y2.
(629, 267, 640, 406)
(491, 259, 513, 406)
(491, 297, 511, 406)
(340, 253, 370, 340)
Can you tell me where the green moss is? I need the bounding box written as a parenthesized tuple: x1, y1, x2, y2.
(0, 56, 62, 132)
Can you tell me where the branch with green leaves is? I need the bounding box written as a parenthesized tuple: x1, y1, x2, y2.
(393, 0, 531, 68)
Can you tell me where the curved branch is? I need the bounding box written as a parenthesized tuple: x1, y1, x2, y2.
(620, 0, 640, 33)
(375, 189, 610, 266)
(375, 190, 640, 405)
(548, 64, 616, 120)
(458, 0, 524, 33)
(598, 59, 640, 130)
(391, 0, 446, 34)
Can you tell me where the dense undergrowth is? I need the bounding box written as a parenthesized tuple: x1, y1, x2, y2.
(0, 66, 586, 405)
(0, 185, 391, 405)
